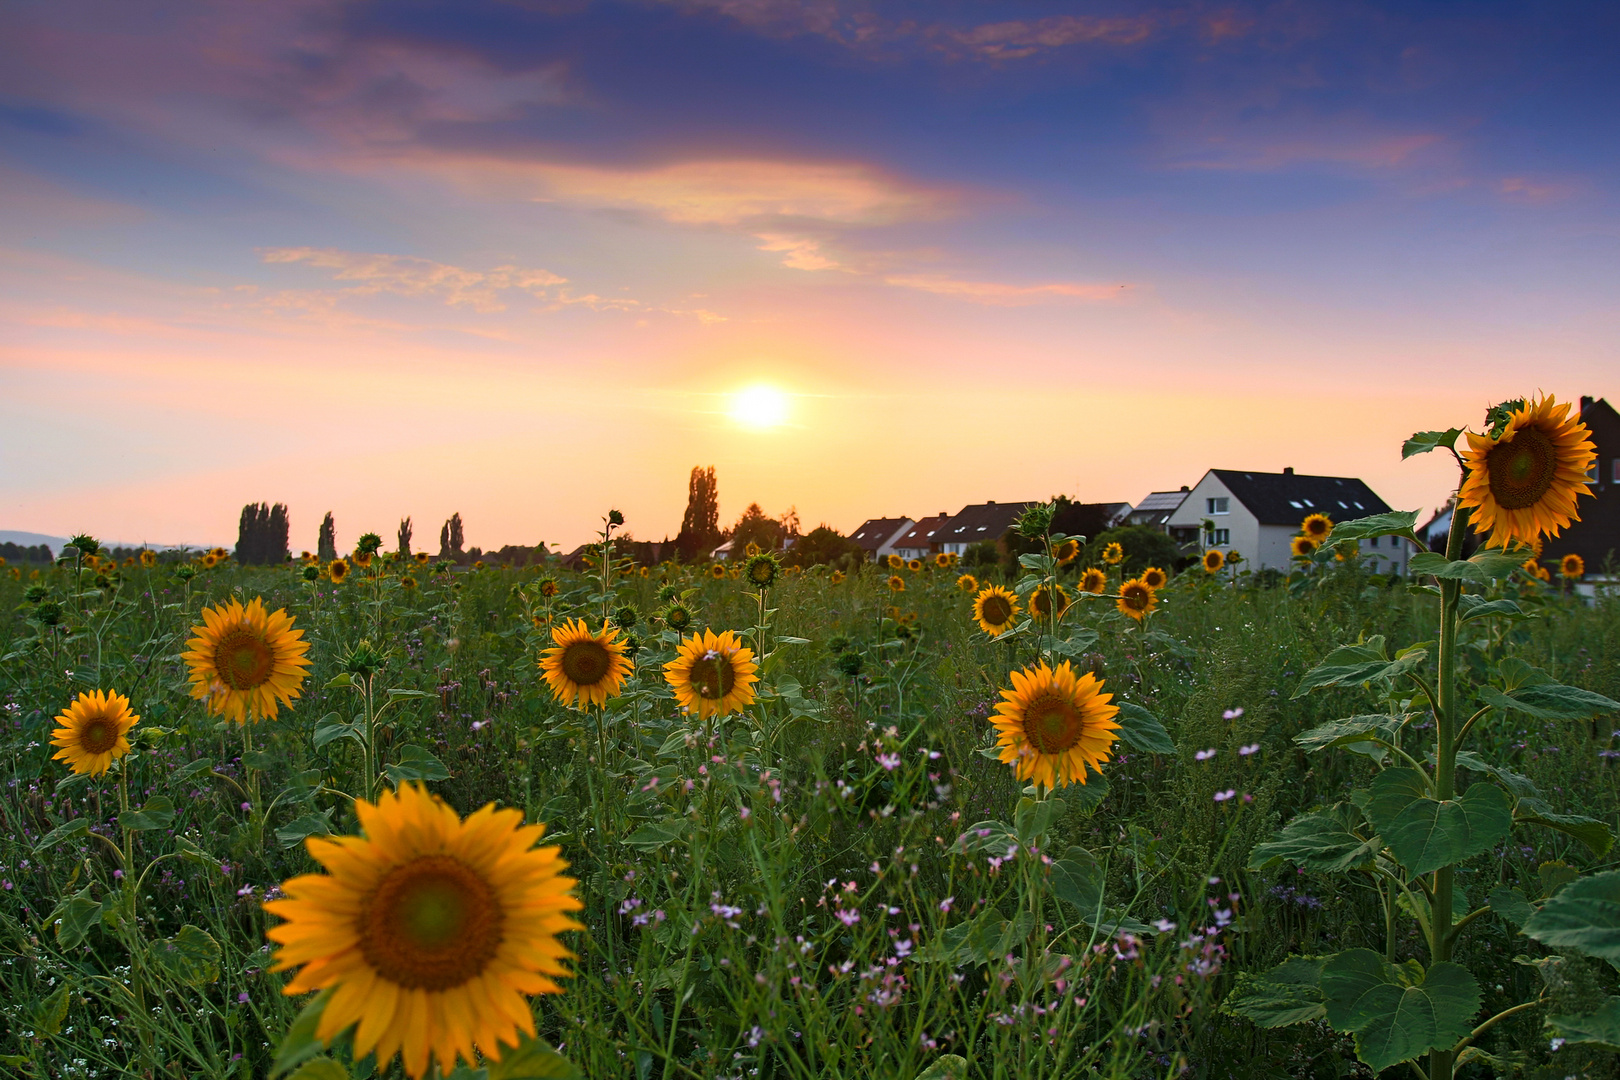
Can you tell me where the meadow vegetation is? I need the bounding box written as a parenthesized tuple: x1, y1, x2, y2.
(3, 399, 1620, 1080)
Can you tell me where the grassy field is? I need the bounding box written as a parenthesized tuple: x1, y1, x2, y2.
(2, 539, 1618, 1079)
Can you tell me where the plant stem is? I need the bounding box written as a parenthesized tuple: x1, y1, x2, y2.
(1428, 502, 1469, 1080)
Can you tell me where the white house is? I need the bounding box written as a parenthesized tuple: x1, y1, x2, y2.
(891, 513, 951, 561)
(1165, 468, 1414, 573)
(849, 517, 915, 563)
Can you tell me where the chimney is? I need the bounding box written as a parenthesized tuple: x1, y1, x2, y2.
(987, 500, 996, 505)
(1581, 396, 1594, 413)
(1180, 485, 1189, 492)
(1283, 467, 1294, 475)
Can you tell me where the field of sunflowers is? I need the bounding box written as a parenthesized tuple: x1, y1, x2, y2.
(4, 397, 1620, 1080)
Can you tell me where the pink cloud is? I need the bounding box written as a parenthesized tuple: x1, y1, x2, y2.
(938, 16, 1157, 61)
(1497, 176, 1577, 203)
(880, 274, 1132, 305)
(754, 233, 841, 270)
(260, 248, 568, 312)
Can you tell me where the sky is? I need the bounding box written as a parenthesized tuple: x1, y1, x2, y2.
(2, 0, 1617, 552)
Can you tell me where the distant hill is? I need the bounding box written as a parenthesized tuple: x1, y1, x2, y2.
(0, 530, 198, 553)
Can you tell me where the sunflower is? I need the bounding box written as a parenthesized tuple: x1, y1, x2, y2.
(1459, 395, 1596, 549)
(183, 598, 313, 723)
(265, 784, 582, 1080)
(400, 575, 418, 591)
(538, 578, 558, 598)
(934, 552, 953, 569)
(901, 558, 919, 573)
(539, 620, 631, 708)
(1561, 553, 1585, 579)
(1053, 538, 1080, 565)
(329, 559, 351, 584)
(830, 571, 846, 585)
(414, 552, 430, 566)
(1117, 578, 1157, 621)
(1140, 566, 1168, 590)
(886, 574, 906, 593)
(210, 547, 228, 560)
(710, 563, 727, 580)
(1079, 567, 1108, 595)
(1029, 583, 1071, 621)
(1291, 536, 1318, 558)
(886, 553, 904, 570)
(745, 553, 779, 589)
(139, 550, 156, 568)
(353, 551, 374, 570)
(1102, 542, 1124, 566)
(1226, 550, 1244, 566)
(664, 629, 758, 719)
(989, 662, 1120, 790)
(1301, 513, 1333, 541)
(662, 603, 693, 633)
(973, 585, 1020, 636)
(51, 690, 138, 776)
(956, 572, 978, 592)
(201, 553, 219, 569)
(1202, 549, 1225, 573)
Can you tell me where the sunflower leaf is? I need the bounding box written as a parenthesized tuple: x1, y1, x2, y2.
(270, 989, 333, 1080)
(1547, 997, 1620, 1050)
(1364, 770, 1512, 875)
(148, 924, 221, 986)
(1223, 955, 1328, 1027)
(49, 887, 103, 949)
(1522, 871, 1620, 962)
(34, 817, 89, 853)
(1320, 950, 1481, 1071)
(1401, 430, 1462, 460)
(1326, 510, 1422, 544)
(622, 818, 688, 852)
(1480, 683, 1620, 721)
(120, 795, 176, 832)
(382, 745, 450, 785)
(1114, 703, 1175, 755)
(486, 1034, 582, 1079)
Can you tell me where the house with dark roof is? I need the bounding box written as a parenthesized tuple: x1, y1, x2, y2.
(1127, 488, 1200, 549)
(892, 513, 951, 561)
(1166, 468, 1411, 572)
(849, 517, 914, 563)
(935, 501, 1036, 557)
(1546, 395, 1620, 574)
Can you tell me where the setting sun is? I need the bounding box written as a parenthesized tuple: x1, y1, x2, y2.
(729, 384, 790, 429)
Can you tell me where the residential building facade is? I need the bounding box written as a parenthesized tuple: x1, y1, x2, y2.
(892, 514, 951, 561)
(1166, 468, 1412, 573)
(935, 501, 1035, 557)
(849, 517, 914, 563)
(1546, 395, 1620, 573)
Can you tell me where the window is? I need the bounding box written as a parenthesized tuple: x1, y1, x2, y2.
(1207, 497, 1230, 515)
(1613, 458, 1620, 483)
(1370, 536, 1379, 548)
(1207, 528, 1230, 546)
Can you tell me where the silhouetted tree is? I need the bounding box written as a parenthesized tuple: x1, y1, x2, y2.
(730, 503, 786, 553)
(784, 525, 858, 568)
(318, 512, 337, 562)
(675, 466, 721, 561)
(235, 502, 290, 565)
(439, 513, 465, 559)
(397, 517, 413, 557)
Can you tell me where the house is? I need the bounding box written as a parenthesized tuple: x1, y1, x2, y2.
(935, 501, 1036, 557)
(849, 517, 914, 563)
(891, 514, 951, 561)
(1545, 395, 1620, 573)
(1128, 488, 1200, 549)
(1165, 468, 1412, 573)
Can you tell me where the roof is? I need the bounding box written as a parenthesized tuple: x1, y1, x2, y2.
(1209, 469, 1392, 526)
(849, 517, 911, 552)
(937, 501, 1035, 545)
(891, 514, 951, 549)
(1133, 490, 1189, 513)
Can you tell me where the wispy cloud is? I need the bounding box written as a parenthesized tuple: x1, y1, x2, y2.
(881, 274, 1132, 306)
(259, 248, 567, 312)
(753, 233, 840, 270)
(936, 15, 1157, 61)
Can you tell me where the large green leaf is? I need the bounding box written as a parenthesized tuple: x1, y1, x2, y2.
(271, 990, 333, 1080)
(1248, 806, 1380, 874)
(1365, 770, 1512, 875)
(1014, 796, 1067, 845)
(49, 887, 103, 949)
(1320, 950, 1481, 1071)
(1409, 549, 1525, 583)
(486, 1033, 582, 1079)
(1292, 639, 1426, 699)
(33, 982, 72, 1036)
(383, 744, 450, 785)
(34, 817, 90, 852)
(1487, 885, 1535, 928)
(277, 810, 336, 850)
(1523, 871, 1620, 962)
(1452, 751, 1539, 797)
(1114, 703, 1175, 755)
(1326, 510, 1422, 543)
(285, 1060, 350, 1080)
(1294, 715, 1405, 753)
(149, 925, 221, 986)
(622, 818, 688, 852)
(313, 713, 365, 749)
(1457, 596, 1532, 625)
(1047, 846, 1155, 937)
(1401, 431, 1461, 461)
(1222, 956, 1327, 1027)
(121, 795, 176, 831)
(911, 1056, 969, 1080)
(1547, 997, 1620, 1050)
(1479, 683, 1620, 721)
(1514, 798, 1614, 856)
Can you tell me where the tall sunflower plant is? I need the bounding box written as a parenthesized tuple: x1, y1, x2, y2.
(1228, 396, 1620, 1078)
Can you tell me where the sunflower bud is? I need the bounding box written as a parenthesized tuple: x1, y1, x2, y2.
(612, 605, 639, 630)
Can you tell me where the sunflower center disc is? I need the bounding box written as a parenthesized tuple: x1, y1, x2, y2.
(215, 629, 275, 691)
(562, 641, 610, 686)
(1486, 425, 1557, 510)
(1024, 693, 1084, 755)
(688, 655, 735, 700)
(981, 596, 1012, 626)
(79, 718, 117, 754)
(1123, 586, 1150, 612)
(361, 855, 504, 991)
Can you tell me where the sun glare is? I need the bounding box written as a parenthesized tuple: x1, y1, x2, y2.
(730, 385, 789, 429)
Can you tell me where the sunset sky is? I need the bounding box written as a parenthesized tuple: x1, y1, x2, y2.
(3, 1, 1617, 552)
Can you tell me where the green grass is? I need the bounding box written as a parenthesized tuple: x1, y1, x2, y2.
(2, 555, 1617, 1078)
